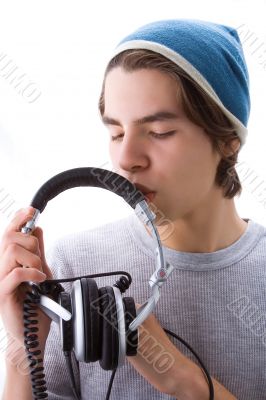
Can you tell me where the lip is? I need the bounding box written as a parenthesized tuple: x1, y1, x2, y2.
(144, 192, 156, 203)
(132, 182, 156, 203)
(133, 183, 154, 194)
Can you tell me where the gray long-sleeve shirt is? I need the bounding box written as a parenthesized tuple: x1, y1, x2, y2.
(43, 213, 266, 399)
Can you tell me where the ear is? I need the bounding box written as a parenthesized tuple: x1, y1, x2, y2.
(223, 138, 241, 157)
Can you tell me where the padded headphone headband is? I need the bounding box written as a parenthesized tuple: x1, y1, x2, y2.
(30, 167, 145, 212)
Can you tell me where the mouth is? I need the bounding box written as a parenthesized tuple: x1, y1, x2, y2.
(133, 183, 156, 203)
(144, 192, 156, 203)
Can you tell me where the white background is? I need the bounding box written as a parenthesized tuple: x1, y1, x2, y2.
(0, 0, 266, 394)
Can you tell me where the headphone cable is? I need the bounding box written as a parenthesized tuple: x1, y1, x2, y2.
(163, 328, 214, 400)
(105, 368, 117, 400)
(64, 330, 214, 400)
(64, 351, 81, 400)
(64, 351, 117, 400)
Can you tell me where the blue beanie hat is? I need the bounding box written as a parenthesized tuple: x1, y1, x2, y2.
(111, 19, 250, 150)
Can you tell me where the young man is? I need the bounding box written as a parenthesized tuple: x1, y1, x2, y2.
(0, 19, 265, 399)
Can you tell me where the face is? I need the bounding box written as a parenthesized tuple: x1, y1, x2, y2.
(102, 67, 222, 225)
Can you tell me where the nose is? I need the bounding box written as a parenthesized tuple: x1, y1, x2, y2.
(112, 129, 150, 174)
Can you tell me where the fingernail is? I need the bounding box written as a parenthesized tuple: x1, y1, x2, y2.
(23, 207, 34, 216)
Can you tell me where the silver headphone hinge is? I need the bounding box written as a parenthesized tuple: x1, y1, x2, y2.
(21, 209, 40, 234)
(149, 257, 175, 289)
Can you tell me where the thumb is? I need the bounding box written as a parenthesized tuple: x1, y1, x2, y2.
(33, 226, 53, 280)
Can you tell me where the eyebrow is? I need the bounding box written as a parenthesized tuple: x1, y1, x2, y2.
(101, 111, 179, 127)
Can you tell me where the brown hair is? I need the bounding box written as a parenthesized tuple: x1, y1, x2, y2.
(98, 49, 242, 199)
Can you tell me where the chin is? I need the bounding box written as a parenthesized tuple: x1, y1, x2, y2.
(151, 208, 173, 227)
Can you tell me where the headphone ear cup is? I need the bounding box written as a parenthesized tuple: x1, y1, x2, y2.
(80, 278, 101, 363)
(122, 297, 138, 356)
(98, 286, 119, 370)
(58, 291, 73, 352)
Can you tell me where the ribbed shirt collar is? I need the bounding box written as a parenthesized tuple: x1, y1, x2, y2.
(126, 213, 266, 271)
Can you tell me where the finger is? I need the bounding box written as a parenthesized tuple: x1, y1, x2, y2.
(1, 231, 41, 255)
(0, 244, 43, 279)
(33, 227, 53, 280)
(4, 207, 36, 234)
(32, 228, 46, 263)
(0, 267, 46, 296)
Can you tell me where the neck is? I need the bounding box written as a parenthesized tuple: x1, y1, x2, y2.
(145, 190, 248, 253)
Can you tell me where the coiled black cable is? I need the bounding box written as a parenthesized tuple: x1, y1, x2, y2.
(23, 287, 47, 399)
(22, 272, 131, 400)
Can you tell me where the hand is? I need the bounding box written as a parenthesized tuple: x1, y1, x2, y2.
(0, 207, 53, 354)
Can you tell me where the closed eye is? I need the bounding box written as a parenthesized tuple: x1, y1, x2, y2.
(150, 130, 176, 139)
(110, 130, 176, 141)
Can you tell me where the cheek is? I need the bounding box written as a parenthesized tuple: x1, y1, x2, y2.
(164, 140, 218, 194)
(108, 143, 119, 171)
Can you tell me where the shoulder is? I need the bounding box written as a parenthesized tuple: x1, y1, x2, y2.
(244, 218, 266, 271)
(250, 218, 266, 246)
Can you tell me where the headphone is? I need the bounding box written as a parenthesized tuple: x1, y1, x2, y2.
(21, 167, 214, 400)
